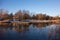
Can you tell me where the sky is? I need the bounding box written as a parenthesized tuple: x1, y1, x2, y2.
(0, 0, 60, 16)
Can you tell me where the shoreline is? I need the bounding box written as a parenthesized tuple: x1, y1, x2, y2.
(0, 20, 60, 24)
(0, 20, 60, 26)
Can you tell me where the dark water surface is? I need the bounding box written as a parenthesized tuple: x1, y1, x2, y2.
(0, 23, 60, 40)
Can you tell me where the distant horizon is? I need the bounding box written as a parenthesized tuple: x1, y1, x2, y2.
(0, 8, 60, 17)
(0, 0, 60, 16)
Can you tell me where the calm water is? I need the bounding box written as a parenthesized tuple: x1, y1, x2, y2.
(0, 23, 60, 40)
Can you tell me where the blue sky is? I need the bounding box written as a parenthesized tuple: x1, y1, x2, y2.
(0, 0, 60, 16)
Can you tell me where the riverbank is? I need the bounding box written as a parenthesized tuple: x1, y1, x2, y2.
(29, 20, 60, 23)
(0, 20, 60, 25)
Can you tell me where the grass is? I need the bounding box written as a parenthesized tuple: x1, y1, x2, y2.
(12, 22, 30, 26)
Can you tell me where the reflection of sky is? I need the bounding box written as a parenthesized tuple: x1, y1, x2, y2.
(0, 24, 60, 40)
(0, 0, 60, 16)
(47, 24, 60, 40)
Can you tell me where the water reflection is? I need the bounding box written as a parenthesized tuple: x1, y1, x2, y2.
(32, 23, 52, 28)
(0, 23, 60, 40)
(48, 24, 60, 40)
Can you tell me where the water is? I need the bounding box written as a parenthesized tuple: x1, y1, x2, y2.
(0, 23, 60, 40)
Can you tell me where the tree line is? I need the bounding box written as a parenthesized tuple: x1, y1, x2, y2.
(0, 9, 60, 21)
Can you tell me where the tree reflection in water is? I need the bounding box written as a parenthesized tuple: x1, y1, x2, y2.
(0, 23, 51, 32)
(0, 23, 60, 40)
(48, 24, 60, 40)
(32, 23, 52, 28)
